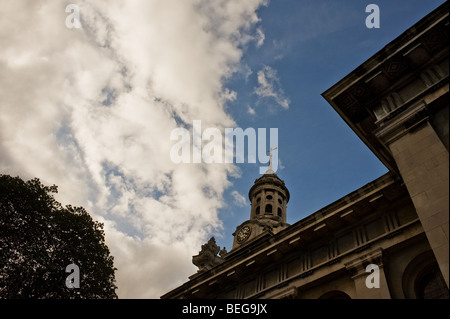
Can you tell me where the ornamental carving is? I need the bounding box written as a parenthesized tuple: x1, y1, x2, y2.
(192, 237, 226, 272)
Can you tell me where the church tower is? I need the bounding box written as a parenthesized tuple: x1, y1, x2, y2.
(232, 164, 290, 250)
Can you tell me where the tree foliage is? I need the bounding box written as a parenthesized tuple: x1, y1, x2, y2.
(0, 174, 118, 298)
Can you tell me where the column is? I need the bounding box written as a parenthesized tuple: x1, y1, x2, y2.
(375, 101, 449, 288)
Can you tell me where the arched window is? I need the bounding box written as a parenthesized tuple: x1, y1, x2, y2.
(277, 207, 282, 217)
(266, 195, 273, 200)
(255, 206, 260, 216)
(265, 204, 272, 214)
(402, 251, 449, 299)
(417, 264, 449, 299)
(278, 198, 282, 205)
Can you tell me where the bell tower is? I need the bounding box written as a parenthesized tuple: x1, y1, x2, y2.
(232, 156, 290, 250)
(248, 172, 289, 224)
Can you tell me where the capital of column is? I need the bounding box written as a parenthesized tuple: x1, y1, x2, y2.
(344, 248, 386, 279)
(374, 100, 429, 147)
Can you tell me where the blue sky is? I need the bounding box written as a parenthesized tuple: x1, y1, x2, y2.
(1, 0, 446, 298)
(218, 0, 447, 250)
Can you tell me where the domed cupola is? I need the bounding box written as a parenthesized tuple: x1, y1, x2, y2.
(232, 166, 290, 250)
(248, 172, 290, 224)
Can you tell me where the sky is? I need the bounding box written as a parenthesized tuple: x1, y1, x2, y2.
(0, 0, 446, 298)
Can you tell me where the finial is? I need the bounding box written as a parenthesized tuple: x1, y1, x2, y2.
(265, 146, 277, 174)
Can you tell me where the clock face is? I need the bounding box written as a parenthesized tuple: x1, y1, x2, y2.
(236, 225, 252, 243)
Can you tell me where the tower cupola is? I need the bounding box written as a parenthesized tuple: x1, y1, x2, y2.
(232, 169, 290, 250)
(248, 172, 290, 224)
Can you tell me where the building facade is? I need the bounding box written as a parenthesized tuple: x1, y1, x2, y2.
(161, 3, 449, 299)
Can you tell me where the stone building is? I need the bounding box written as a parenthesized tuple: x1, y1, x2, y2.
(161, 2, 449, 299)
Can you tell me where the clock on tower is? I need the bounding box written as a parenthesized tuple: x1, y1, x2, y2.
(231, 168, 290, 250)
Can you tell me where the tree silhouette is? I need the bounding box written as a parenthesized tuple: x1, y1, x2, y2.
(0, 174, 118, 298)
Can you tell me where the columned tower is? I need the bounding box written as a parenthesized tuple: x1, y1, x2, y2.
(232, 170, 290, 250)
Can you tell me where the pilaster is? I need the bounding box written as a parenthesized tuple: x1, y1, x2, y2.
(345, 249, 391, 299)
(375, 100, 449, 288)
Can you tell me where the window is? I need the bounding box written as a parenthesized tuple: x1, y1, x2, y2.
(277, 207, 282, 217)
(266, 195, 273, 200)
(265, 204, 272, 214)
(417, 265, 449, 299)
(255, 206, 260, 215)
(402, 251, 449, 299)
(278, 198, 282, 205)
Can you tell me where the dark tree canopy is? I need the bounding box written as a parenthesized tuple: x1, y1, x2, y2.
(0, 174, 118, 298)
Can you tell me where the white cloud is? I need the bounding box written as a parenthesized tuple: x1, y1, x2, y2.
(0, 0, 266, 298)
(255, 27, 265, 47)
(254, 65, 290, 109)
(231, 190, 248, 207)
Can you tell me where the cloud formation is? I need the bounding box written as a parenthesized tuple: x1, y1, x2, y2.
(0, 0, 266, 298)
(254, 65, 290, 109)
(231, 190, 248, 207)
